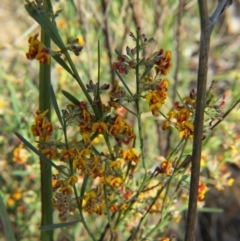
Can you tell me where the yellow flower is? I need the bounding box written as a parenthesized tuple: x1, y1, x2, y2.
(176, 108, 190, 123)
(110, 160, 122, 170)
(36, 50, 51, 64)
(41, 147, 58, 159)
(82, 187, 105, 214)
(59, 184, 73, 195)
(61, 148, 76, 161)
(123, 148, 139, 163)
(73, 156, 86, 170)
(67, 175, 78, 186)
(92, 121, 108, 134)
(179, 121, 194, 139)
(162, 120, 170, 130)
(26, 33, 42, 60)
(26, 33, 50, 64)
(13, 144, 29, 164)
(79, 148, 92, 158)
(110, 177, 122, 188)
(149, 102, 162, 116)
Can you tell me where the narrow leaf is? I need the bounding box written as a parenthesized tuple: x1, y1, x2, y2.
(50, 85, 64, 127)
(198, 207, 223, 213)
(52, 55, 73, 76)
(0, 193, 16, 241)
(62, 90, 80, 105)
(15, 132, 68, 176)
(40, 220, 81, 231)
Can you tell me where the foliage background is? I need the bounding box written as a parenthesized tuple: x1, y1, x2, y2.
(0, 0, 240, 240)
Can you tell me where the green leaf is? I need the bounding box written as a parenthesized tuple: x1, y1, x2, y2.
(0, 193, 16, 241)
(52, 55, 73, 76)
(50, 85, 64, 127)
(15, 132, 68, 176)
(198, 207, 223, 213)
(62, 90, 80, 105)
(40, 220, 81, 231)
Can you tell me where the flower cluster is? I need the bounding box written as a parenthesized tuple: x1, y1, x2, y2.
(162, 89, 196, 139)
(26, 33, 50, 64)
(154, 49, 172, 76)
(30, 94, 139, 219)
(31, 110, 53, 142)
(112, 42, 172, 117)
(146, 79, 169, 116)
(82, 186, 105, 215)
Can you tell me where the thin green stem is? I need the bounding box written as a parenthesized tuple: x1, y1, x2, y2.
(135, 29, 146, 172)
(63, 51, 100, 119)
(76, 175, 97, 241)
(142, 138, 189, 240)
(103, 175, 113, 238)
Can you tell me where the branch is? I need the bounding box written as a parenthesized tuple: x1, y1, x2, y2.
(184, 1, 233, 241)
(184, 1, 213, 240)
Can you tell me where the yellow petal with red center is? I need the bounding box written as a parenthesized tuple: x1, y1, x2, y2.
(146, 92, 153, 103)
(82, 132, 91, 143)
(92, 122, 108, 133)
(185, 121, 194, 131)
(36, 51, 50, 64)
(110, 160, 122, 170)
(79, 148, 91, 157)
(162, 120, 170, 130)
(165, 50, 172, 61)
(67, 175, 78, 186)
(110, 177, 122, 188)
(149, 102, 162, 111)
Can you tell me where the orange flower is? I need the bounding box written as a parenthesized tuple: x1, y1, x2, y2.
(26, 33, 50, 64)
(161, 160, 172, 176)
(198, 181, 208, 201)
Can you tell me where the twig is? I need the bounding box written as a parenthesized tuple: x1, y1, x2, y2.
(209, 0, 233, 27)
(78, 1, 93, 80)
(172, 0, 183, 104)
(129, 0, 142, 29)
(164, 0, 183, 157)
(101, 0, 115, 85)
(118, 0, 131, 53)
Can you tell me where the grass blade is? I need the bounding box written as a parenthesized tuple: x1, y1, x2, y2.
(0, 193, 16, 241)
